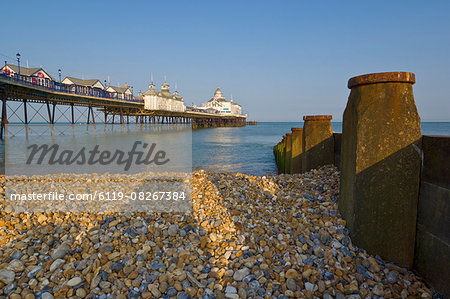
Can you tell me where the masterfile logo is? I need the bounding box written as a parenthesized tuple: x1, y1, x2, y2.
(4, 128, 193, 213)
(26, 141, 170, 171)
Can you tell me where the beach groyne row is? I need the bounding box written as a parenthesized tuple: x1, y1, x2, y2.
(273, 72, 449, 297)
(274, 115, 334, 175)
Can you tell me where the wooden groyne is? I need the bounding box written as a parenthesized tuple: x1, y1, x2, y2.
(274, 72, 450, 297)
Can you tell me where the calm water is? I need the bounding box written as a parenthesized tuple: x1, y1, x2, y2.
(1, 122, 449, 176)
(193, 122, 450, 175)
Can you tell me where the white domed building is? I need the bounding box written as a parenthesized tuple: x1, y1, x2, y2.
(143, 80, 185, 112)
(201, 87, 242, 115)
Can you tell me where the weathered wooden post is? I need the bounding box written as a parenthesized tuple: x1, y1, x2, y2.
(278, 141, 283, 173)
(339, 72, 422, 268)
(273, 144, 278, 170)
(290, 128, 303, 174)
(281, 135, 286, 173)
(273, 142, 280, 170)
(302, 115, 334, 172)
(285, 133, 292, 174)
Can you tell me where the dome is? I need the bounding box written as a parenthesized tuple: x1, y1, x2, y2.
(161, 81, 170, 91)
(214, 87, 223, 98)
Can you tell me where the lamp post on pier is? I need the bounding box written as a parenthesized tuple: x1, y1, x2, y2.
(58, 69, 62, 83)
(16, 53, 21, 76)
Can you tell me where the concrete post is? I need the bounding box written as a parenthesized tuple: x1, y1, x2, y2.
(339, 72, 422, 268)
(291, 128, 303, 174)
(302, 115, 334, 172)
(285, 133, 292, 174)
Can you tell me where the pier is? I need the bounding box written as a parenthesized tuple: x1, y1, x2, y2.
(0, 74, 247, 139)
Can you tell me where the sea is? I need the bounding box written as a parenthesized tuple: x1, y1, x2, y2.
(1, 122, 449, 176)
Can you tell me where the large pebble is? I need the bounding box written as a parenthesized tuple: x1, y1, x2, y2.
(49, 259, 65, 272)
(51, 243, 70, 259)
(27, 265, 43, 279)
(305, 282, 315, 292)
(286, 278, 297, 291)
(233, 268, 250, 281)
(0, 269, 15, 284)
(225, 286, 237, 294)
(7, 260, 25, 272)
(67, 277, 82, 287)
(3, 282, 16, 294)
(41, 293, 54, 299)
(285, 269, 298, 279)
(168, 224, 178, 236)
(373, 283, 384, 296)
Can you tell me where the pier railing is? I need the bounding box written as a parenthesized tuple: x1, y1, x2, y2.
(0, 73, 142, 103)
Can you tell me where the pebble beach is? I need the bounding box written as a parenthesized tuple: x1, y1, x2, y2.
(0, 166, 435, 298)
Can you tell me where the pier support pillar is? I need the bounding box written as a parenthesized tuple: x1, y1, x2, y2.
(302, 115, 334, 172)
(0, 99, 7, 140)
(290, 128, 304, 174)
(87, 105, 91, 124)
(23, 100, 28, 124)
(51, 103, 56, 124)
(71, 104, 75, 124)
(90, 105, 95, 124)
(339, 72, 422, 268)
(46, 102, 52, 124)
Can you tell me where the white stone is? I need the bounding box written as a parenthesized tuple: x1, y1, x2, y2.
(41, 292, 54, 299)
(67, 277, 82, 287)
(331, 240, 342, 249)
(225, 286, 237, 294)
(50, 259, 65, 272)
(0, 269, 15, 284)
(51, 243, 70, 259)
(305, 282, 315, 292)
(7, 260, 25, 272)
(233, 268, 250, 281)
(168, 224, 178, 236)
(373, 284, 384, 296)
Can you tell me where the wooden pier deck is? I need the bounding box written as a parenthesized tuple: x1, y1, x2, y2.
(0, 76, 247, 138)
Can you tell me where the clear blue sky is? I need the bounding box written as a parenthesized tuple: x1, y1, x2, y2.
(2, 1, 449, 121)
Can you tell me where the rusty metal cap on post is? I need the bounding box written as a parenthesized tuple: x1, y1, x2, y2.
(291, 127, 303, 132)
(348, 72, 415, 89)
(286, 133, 292, 136)
(303, 115, 332, 121)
